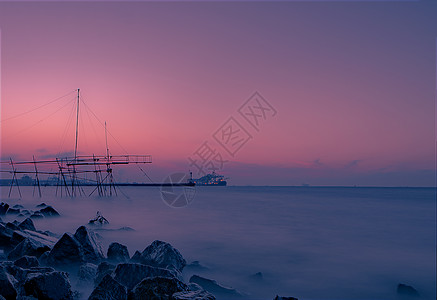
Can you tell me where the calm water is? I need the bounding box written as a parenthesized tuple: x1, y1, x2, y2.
(1, 186, 435, 300)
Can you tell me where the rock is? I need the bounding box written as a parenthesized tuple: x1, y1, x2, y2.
(88, 212, 109, 226)
(0, 224, 13, 248)
(38, 252, 49, 266)
(88, 274, 128, 300)
(23, 271, 73, 300)
(7, 208, 20, 215)
(12, 205, 24, 209)
(397, 283, 419, 297)
(18, 219, 36, 232)
(94, 262, 115, 287)
(77, 263, 97, 285)
(130, 250, 142, 263)
(129, 276, 188, 300)
(5, 222, 19, 231)
(273, 296, 298, 300)
(73, 226, 104, 263)
(38, 206, 59, 217)
(113, 263, 180, 291)
(172, 289, 216, 300)
(0, 265, 17, 300)
(30, 212, 44, 219)
(14, 256, 39, 269)
(35, 203, 47, 208)
(46, 233, 83, 266)
(8, 238, 51, 260)
(140, 240, 186, 272)
(107, 242, 130, 263)
(189, 275, 243, 298)
(0, 203, 9, 216)
(10, 230, 56, 251)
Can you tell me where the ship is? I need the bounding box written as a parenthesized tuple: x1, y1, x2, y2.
(192, 171, 228, 186)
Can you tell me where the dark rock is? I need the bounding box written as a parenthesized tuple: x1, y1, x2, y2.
(73, 226, 104, 263)
(30, 212, 44, 219)
(46, 233, 83, 266)
(8, 238, 51, 260)
(273, 296, 298, 300)
(0, 203, 9, 216)
(38, 252, 49, 266)
(7, 208, 20, 215)
(94, 262, 115, 287)
(113, 263, 180, 291)
(23, 271, 73, 300)
(38, 206, 59, 217)
(88, 212, 109, 225)
(140, 240, 186, 272)
(107, 242, 130, 263)
(77, 263, 97, 285)
(35, 203, 47, 208)
(5, 222, 19, 231)
(12, 205, 24, 209)
(172, 289, 216, 300)
(0, 265, 17, 300)
(189, 275, 243, 298)
(397, 283, 419, 297)
(18, 218, 36, 232)
(0, 224, 13, 248)
(88, 274, 127, 300)
(130, 250, 142, 263)
(129, 276, 188, 300)
(14, 256, 39, 269)
(10, 230, 56, 250)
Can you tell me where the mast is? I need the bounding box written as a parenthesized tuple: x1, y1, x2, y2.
(74, 89, 80, 161)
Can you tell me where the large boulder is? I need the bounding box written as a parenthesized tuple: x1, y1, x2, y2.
(46, 233, 83, 266)
(23, 271, 73, 300)
(8, 238, 50, 260)
(88, 274, 127, 300)
(73, 226, 104, 263)
(140, 240, 186, 272)
(129, 276, 187, 300)
(0, 266, 17, 300)
(107, 242, 130, 263)
(94, 262, 115, 287)
(18, 219, 36, 232)
(14, 256, 39, 269)
(38, 206, 60, 217)
(189, 275, 243, 298)
(113, 263, 180, 291)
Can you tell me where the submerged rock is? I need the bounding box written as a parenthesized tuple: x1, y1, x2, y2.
(113, 263, 180, 291)
(23, 271, 73, 300)
(0, 266, 17, 299)
(88, 212, 109, 226)
(397, 283, 419, 297)
(77, 263, 97, 287)
(140, 240, 186, 272)
(129, 276, 187, 300)
(185, 261, 209, 272)
(35, 203, 47, 208)
(249, 272, 263, 281)
(107, 242, 130, 263)
(189, 275, 243, 298)
(7, 208, 20, 215)
(30, 212, 44, 220)
(88, 274, 127, 300)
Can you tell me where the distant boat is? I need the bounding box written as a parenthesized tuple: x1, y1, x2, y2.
(192, 171, 227, 186)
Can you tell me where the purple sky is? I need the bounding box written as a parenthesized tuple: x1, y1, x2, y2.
(0, 1, 435, 186)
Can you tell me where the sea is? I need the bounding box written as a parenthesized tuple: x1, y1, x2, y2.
(1, 186, 435, 300)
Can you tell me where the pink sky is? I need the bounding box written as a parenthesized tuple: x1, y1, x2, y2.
(0, 1, 435, 186)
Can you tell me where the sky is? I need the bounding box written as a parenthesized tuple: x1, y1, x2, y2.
(0, 0, 435, 186)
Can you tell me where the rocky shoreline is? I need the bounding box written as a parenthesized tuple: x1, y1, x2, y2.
(0, 202, 298, 300)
